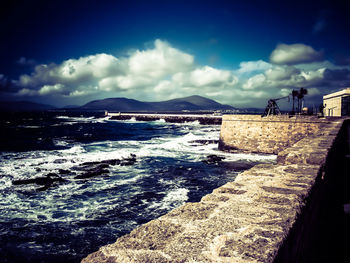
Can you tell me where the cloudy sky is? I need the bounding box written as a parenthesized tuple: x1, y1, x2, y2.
(1, 0, 350, 109)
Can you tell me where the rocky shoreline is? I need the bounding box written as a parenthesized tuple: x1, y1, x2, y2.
(11, 153, 228, 192)
(11, 154, 137, 191)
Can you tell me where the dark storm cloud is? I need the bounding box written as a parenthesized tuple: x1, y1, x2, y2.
(334, 56, 350, 66)
(0, 74, 21, 93)
(323, 68, 350, 82)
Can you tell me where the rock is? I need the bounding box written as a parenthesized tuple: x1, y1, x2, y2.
(71, 154, 137, 179)
(79, 161, 103, 166)
(74, 164, 110, 179)
(12, 173, 66, 191)
(190, 140, 219, 145)
(120, 154, 137, 166)
(0, 174, 13, 179)
(76, 157, 131, 169)
(103, 159, 121, 165)
(53, 159, 67, 164)
(202, 154, 225, 164)
(58, 169, 71, 175)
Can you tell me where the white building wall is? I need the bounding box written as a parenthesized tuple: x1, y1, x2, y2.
(323, 88, 350, 117)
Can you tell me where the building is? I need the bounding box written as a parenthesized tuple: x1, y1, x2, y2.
(323, 88, 350, 117)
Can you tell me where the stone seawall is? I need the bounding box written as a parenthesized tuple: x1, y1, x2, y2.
(219, 115, 334, 154)
(82, 115, 349, 263)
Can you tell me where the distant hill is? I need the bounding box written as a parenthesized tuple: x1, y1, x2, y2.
(81, 98, 154, 111)
(151, 95, 235, 111)
(81, 95, 235, 112)
(0, 101, 56, 112)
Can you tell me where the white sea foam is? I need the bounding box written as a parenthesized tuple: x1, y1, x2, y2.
(147, 187, 189, 212)
(184, 120, 200, 125)
(19, 125, 42, 128)
(56, 116, 70, 119)
(163, 188, 189, 204)
(56, 115, 105, 124)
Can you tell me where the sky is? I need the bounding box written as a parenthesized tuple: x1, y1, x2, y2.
(1, 0, 350, 109)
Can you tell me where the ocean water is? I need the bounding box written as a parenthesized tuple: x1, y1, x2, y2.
(0, 111, 276, 263)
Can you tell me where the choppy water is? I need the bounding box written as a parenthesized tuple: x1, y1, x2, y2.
(0, 111, 275, 263)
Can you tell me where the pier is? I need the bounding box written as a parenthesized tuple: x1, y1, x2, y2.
(107, 112, 222, 125)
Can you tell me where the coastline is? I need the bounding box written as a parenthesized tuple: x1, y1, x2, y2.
(82, 116, 350, 262)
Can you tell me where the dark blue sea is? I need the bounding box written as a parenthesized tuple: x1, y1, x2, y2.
(0, 111, 275, 263)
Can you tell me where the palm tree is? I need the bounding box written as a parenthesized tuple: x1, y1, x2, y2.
(291, 89, 299, 114)
(297, 88, 308, 113)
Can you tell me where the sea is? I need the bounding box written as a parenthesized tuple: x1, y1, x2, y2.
(0, 111, 276, 263)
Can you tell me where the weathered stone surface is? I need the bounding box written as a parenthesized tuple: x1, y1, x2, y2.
(277, 120, 344, 165)
(218, 115, 334, 154)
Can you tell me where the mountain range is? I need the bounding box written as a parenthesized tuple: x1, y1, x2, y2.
(81, 95, 235, 111)
(0, 101, 56, 112)
(1, 95, 236, 112)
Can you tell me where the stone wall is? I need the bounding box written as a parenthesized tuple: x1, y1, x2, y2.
(82, 116, 348, 263)
(219, 115, 332, 154)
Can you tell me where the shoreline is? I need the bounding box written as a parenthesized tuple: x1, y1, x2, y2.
(82, 115, 349, 263)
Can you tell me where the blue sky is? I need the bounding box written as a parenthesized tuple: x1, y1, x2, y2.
(1, 0, 350, 109)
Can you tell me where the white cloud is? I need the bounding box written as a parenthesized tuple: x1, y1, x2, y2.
(190, 66, 235, 87)
(270, 43, 323, 65)
(39, 84, 65, 95)
(128, 39, 194, 79)
(17, 53, 124, 89)
(242, 74, 266, 90)
(17, 88, 38, 96)
(237, 60, 272, 74)
(300, 68, 326, 83)
(60, 53, 123, 79)
(241, 64, 327, 92)
(306, 87, 321, 96)
(154, 80, 177, 93)
(15, 39, 195, 101)
(115, 75, 154, 90)
(67, 88, 98, 97)
(265, 66, 300, 81)
(173, 66, 237, 88)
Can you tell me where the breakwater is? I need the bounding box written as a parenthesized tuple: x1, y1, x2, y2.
(82, 115, 349, 263)
(108, 112, 222, 125)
